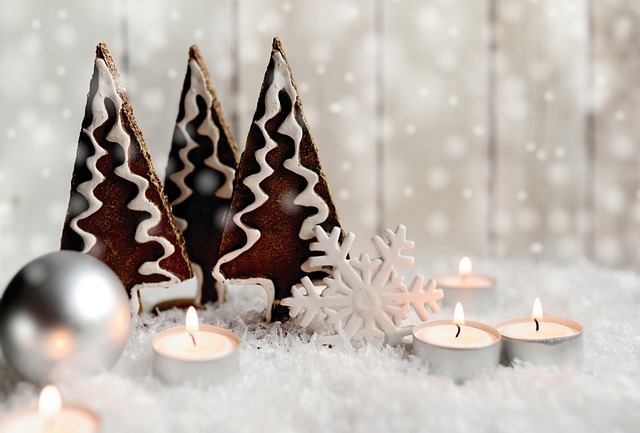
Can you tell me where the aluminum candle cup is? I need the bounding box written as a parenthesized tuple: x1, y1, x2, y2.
(437, 257, 496, 312)
(412, 320, 501, 382)
(152, 325, 239, 384)
(495, 316, 584, 366)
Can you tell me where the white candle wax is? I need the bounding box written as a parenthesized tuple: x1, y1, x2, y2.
(415, 324, 497, 348)
(154, 330, 236, 361)
(498, 320, 576, 340)
(437, 274, 495, 290)
(0, 406, 100, 433)
(152, 324, 240, 384)
(496, 315, 584, 366)
(412, 318, 502, 381)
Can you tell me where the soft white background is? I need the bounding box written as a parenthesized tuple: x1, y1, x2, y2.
(0, 2, 639, 432)
(1, 0, 639, 288)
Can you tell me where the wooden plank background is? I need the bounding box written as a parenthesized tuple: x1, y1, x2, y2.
(0, 0, 638, 288)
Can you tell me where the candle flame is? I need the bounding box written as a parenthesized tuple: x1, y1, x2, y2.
(186, 306, 199, 333)
(458, 257, 472, 277)
(39, 385, 61, 417)
(532, 297, 543, 321)
(454, 302, 465, 326)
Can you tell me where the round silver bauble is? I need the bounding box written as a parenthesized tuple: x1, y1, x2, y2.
(0, 250, 131, 383)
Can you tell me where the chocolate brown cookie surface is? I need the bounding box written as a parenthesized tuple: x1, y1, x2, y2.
(164, 45, 239, 305)
(214, 38, 343, 322)
(61, 43, 192, 310)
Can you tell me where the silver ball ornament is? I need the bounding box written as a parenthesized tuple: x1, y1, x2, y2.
(0, 250, 131, 383)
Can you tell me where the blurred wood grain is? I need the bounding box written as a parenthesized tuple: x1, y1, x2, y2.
(1, 0, 639, 286)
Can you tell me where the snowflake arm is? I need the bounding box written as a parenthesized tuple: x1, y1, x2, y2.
(406, 276, 442, 321)
(304, 226, 353, 271)
(371, 225, 415, 289)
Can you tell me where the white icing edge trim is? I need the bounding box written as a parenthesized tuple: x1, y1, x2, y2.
(212, 54, 283, 281)
(191, 262, 204, 305)
(212, 51, 330, 313)
(189, 59, 236, 199)
(86, 59, 180, 287)
(168, 62, 200, 207)
(225, 277, 275, 322)
(69, 59, 113, 252)
(274, 51, 329, 239)
(170, 59, 236, 211)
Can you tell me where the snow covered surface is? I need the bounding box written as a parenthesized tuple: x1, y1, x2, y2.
(1, 258, 639, 433)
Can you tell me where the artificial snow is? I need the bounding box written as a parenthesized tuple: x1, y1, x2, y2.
(1, 258, 639, 433)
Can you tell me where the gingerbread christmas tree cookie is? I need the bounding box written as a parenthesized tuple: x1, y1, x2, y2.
(61, 42, 192, 311)
(164, 45, 240, 305)
(214, 38, 343, 322)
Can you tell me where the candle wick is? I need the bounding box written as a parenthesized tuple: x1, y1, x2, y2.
(534, 318, 539, 332)
(188, 332, 197, 347)
(455, 324, 461, 338)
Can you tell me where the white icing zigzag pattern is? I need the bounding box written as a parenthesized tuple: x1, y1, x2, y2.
(170, 59, 236, 233)
(72, 58, 179, 287)
(276, 52, 329, 240)
(69, 61, 110, 252)
(214, 51, 329, 277)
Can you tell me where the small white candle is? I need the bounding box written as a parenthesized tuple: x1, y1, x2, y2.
(496, 298, 583, 366)
(0, 385, 100, 433)
(413, 303, 501, 381)
(154, 330, 236, 361)
(437, 257, 496, 311)
(152, 307, 239, 384)
(414, 303, 497, 348)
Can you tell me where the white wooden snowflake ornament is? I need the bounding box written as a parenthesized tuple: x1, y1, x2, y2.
(282, 225, 443, 348)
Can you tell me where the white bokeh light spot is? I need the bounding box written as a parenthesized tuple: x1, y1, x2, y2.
(167, 68, 178, 80)
(525, 141, 537, 153)
(425, 212, 450, 237)
(546, 162, 571, 186)
(529, 242, 544, 255)
(610, 134, 634, 159)
(473, 125, 485, 136)
(403, 186, 414, 198)
(516, 190, 528, 202)
(425, 166, 450, 191)
(536, 148, 548, 161)
(600, 187, 626, 215)
(329, 102, 343, 114)
(445, 135, 467, 159)
(405, 124, 417, 136)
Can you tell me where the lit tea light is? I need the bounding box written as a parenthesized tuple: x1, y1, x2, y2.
(0, 385, 100, 433)
(496, 298, 583, 366)
(436, 257, 496, 312)
(152, 306, 240, 384)
(412, 303, 501, 382)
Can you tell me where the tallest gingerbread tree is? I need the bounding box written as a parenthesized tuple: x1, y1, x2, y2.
(214, 38, 343, 322)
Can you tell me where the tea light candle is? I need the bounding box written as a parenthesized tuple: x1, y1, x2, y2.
(496, 298, 583, 366)
(413, 303, 501, 382)
(0, 385, 100, 433)
(437, 257, 496, 312)
(152, 307, 239, 384)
